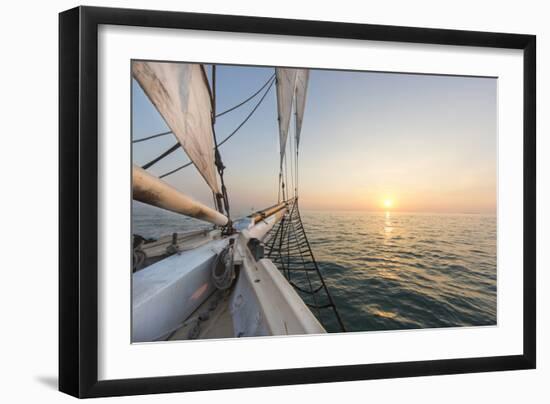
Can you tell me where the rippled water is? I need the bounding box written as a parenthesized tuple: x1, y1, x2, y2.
(133, 201, 210, 239)
(302, 210, 497, 332)
(133, 202, 497, 332)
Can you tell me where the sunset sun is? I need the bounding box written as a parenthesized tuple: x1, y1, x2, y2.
(383, 198, 394, 209)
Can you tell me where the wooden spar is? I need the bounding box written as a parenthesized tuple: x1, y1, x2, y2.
(246, 207, 287, 240)
(133, 164, 228, 226)
(249, 200, 289, 224)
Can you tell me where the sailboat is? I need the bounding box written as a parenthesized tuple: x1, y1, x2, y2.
(131, 61, 346, 342)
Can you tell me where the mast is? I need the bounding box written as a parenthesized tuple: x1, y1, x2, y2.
(210, 64, 232, 223)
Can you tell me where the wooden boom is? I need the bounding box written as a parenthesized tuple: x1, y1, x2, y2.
(132, 164, 228, 226)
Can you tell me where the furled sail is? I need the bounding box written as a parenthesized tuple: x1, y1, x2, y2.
(294, 70, 309, 149)
(275, 68, 298, 164)
(132, 61, 220, 194)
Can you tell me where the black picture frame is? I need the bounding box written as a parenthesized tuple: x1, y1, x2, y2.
(59, 5, 536, 398)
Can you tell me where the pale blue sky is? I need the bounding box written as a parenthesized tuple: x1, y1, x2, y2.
(132, 64, 496, 214)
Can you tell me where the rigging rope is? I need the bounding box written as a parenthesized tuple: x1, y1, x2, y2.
(289, 120, 296, 200)
(217, 76, 276, 147)
(132, 73, 276, 144)
(266, 199, 347, 332)
(285, 150, 289, 201)
(154, 76, 276, 178)
(295, 147, 300, 199)
(266, 199, 346, 331)
(141, 143, 180, 170)
(132, 130, 172, 144)
(281, 155, 287, 202)
(159, 161, 193, 179)
(294, 111, 300, 199)
(211, 65, 232, 225)
(215, 73, 275, 118)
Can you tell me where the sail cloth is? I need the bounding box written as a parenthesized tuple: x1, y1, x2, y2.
(132, 61, 220, 194)
(294, 70, 309, 149)
(275, 68, 310, 163)
(275, 68, 298, 165)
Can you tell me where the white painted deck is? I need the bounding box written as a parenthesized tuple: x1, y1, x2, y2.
(133, 207, 325, 342)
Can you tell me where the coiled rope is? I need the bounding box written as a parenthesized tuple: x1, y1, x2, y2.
(211, 241, 235, 290)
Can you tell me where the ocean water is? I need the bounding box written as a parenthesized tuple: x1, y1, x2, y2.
(133, 202, 497, 333)
(300, 210, 496, 332)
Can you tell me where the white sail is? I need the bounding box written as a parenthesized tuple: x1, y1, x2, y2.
(132, 61, 220, 194)
(275, 68, 298, 164)
(294, 69, 309, 148)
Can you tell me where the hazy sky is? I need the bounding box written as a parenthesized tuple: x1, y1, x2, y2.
(132, 64, 496, 214)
